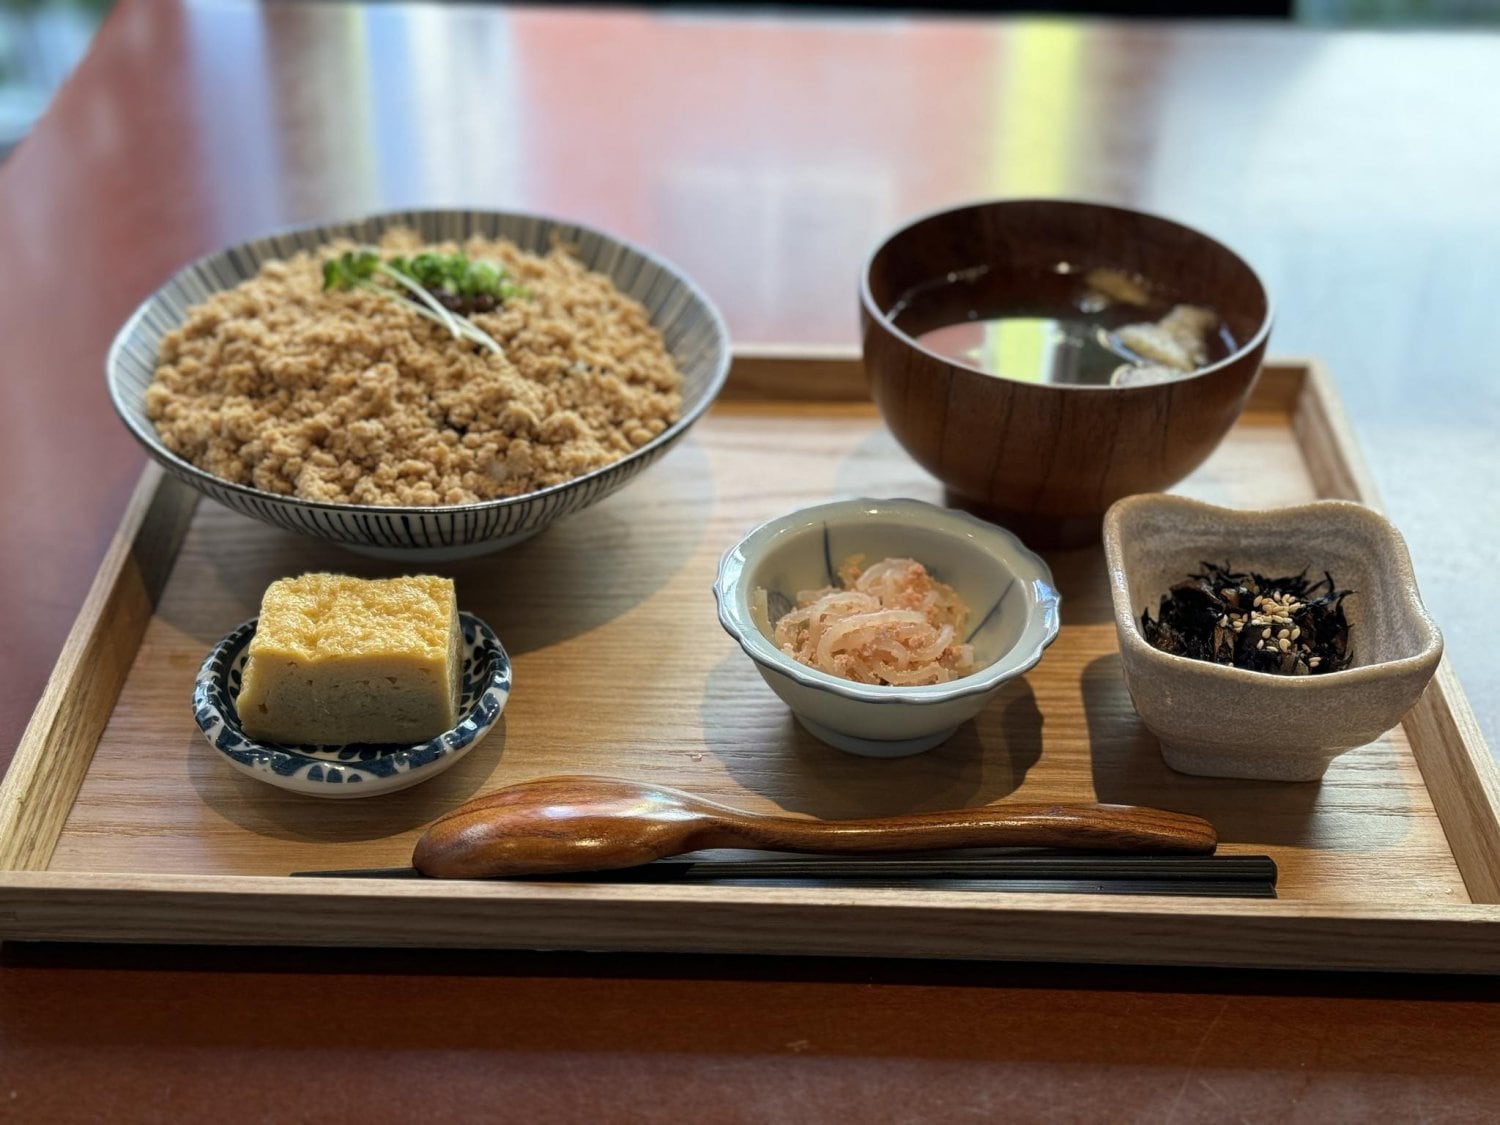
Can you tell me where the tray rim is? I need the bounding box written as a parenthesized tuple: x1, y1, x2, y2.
(3, 868, 1500, 973)
(4, 348, 1500, 971)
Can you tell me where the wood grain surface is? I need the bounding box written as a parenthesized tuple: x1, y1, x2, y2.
(0, 466, 191, 871)
(2, 943, 1499, 1125)
(36, 364, 1476, 925)
(5, 2, 1500, 1119)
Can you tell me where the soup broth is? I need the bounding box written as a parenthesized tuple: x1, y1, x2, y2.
(888, 263, 1237, 387)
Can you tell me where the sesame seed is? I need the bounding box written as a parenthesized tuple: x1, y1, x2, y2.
(1279, 638, 1291, 651)
(1261, 627, 1272, 639)
(1291, 627, 1301, 640)
(1278, 629, 1290, 639)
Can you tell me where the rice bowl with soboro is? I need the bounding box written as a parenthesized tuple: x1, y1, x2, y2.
(145, 229, 683, 507)
(106, 209, 732, 558)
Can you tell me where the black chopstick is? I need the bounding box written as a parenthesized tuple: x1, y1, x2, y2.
(291, 854, 1278, 898)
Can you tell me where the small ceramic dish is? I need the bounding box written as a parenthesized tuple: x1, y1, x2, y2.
(714, 498, 1061, 757)
(193, 612, 511, 798)
(1104, 494, 1443, 782)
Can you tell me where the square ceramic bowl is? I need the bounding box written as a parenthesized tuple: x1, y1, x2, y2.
(1104, 494, 1443, 781)
(714, 498, 1061, 757)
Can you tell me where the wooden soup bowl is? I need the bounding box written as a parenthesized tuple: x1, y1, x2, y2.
(860, 200, 1272, 547)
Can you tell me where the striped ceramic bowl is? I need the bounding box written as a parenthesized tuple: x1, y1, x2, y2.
(107, 209, 732, 560)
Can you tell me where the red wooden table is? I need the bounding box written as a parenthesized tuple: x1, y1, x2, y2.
(2, 3, 1498, 1119)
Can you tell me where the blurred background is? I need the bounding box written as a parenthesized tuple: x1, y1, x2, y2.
(0, 0, 101, 157)
(1, 0, 1496, 158)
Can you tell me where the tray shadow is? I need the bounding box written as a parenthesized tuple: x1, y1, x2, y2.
(831, 425, 942, 501)
(1040, 544, 1115, 627)
(829, 426, 1115, 627)
(700, 651, 1042, 820)
(186, 717, 507, 844)
(1082, 653, 1406, 850)
(164, 438, 715, 656)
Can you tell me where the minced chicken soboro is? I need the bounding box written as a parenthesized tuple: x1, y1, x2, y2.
(144, 230, 683, 506)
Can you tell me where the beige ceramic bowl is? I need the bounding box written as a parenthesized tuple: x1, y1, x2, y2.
(1103, 494, 1442, 781)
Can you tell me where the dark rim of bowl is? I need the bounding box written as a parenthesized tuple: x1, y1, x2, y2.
(858, 196, 1275, 393)
(107, 207, 733, 518)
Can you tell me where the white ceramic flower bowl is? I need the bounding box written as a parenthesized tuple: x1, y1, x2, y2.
(714, 498, 1061, 757)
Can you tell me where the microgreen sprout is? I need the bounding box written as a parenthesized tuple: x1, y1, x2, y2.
(322, 247, 522, 355)
(387, 251, 529, 311)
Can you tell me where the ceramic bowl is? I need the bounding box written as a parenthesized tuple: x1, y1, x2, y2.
(861, 199, 1272, 547)
(108, 208, 731, 561)
(1104, 494, 1442, 782)
(193, 611, 511, 798)
(714, 498, 1061, 757)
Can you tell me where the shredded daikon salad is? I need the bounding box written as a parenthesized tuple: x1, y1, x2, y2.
(759, 556, 975, 686)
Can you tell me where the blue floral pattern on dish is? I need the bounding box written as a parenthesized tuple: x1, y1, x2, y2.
(193, 612, 510, 797)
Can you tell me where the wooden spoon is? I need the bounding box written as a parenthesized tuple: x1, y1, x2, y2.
(412, 775, 1216, 879)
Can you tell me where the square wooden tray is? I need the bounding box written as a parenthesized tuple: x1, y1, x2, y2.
(3, 351, 1499, 971)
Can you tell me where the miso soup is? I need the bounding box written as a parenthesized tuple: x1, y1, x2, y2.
(887, 263, 1237, 387)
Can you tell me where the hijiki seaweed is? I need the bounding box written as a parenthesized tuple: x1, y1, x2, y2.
(1141, 563, 1352, 676)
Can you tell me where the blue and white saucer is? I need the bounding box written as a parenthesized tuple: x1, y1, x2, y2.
(193, 612, 510, 798)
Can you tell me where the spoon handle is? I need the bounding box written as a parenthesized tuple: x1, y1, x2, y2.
(415, 793, 1216, 878)
(702, 804, 1216, 856)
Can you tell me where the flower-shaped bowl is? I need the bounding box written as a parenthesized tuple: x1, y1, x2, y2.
(714, 498, 1061, 757)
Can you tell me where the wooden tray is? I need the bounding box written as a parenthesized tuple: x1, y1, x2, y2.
(3, 351, 1499, 972)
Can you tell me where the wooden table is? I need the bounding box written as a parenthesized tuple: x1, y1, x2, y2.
(2, 1, 1498, 1118)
